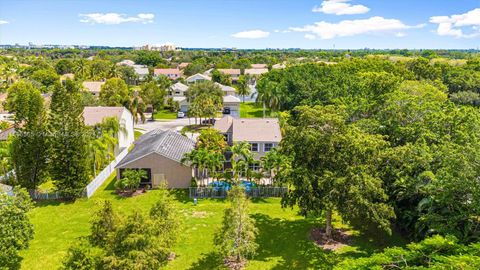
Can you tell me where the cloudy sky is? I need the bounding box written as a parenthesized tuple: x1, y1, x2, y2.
(0, 0, 479, 49)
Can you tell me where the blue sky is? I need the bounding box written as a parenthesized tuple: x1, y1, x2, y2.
(0, 0, 479, 49)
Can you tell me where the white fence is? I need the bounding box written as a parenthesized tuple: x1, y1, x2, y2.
(85, 147, 129, 198)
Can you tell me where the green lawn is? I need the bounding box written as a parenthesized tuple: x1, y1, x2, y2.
(240, 102, 272, 118)
(154, 109, 177, 120)
(20, 174, 404, 270)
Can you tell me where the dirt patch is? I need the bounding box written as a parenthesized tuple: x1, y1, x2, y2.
(224, 258, 246, 270)
(116, 189, 147, 197)
(310, 228, 353, 251)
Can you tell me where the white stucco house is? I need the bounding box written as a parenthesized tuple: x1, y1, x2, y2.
(82, 107, 135, 153)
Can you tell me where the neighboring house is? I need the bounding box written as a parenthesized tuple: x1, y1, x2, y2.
(60, 73, 75, 84)
(117, 60, 149, 81)
(245, 68, 269, 76)
(218, 69, 241, 82)
(215, 82, 236, 96)
(0, 93, 13, 122)
(0, 126, 15, 141)
(115, 129, 195, 188)
(169, 82, 189, 97)
(82, 106, 135, 152)
(272, 63, 287, 69)
(178, 62, 190, 69)
(82, 81, 105, 97)
(251, 64, 268, 69)
(154, 68, 182, 80)
(223, 95, 241, 117)
(214, 116, 282, 160)
(186, 73, 212, 84)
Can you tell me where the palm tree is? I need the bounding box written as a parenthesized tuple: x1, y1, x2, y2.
(127, 96, 146, 124)
(108, 63, 120, 78)
(206, 152, 225, 182)
(230, 142, 254, 183)
(236, 75, 251, 103)
(256, 79, 282, 117)
(73, 59, 89, 79)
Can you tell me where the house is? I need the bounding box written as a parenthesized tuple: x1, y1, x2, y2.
(117, 60, 149, 81)
(60, 73, 75, 84)
(223, 95, 241, 117)
(251, 64, 268, 69)
(178, 62, 190, 69)
(154, 68, 182, 80)
(272, 63, 287, 69)
(214, 116, 282, 160)
(245, 68, 269, 76)
(0, 126, 15, 141)
(218, 69, 241, 82)
(82, 107, 135, 152)
(82, 81, 105, 96)
(115, 129, 195, 188)
(215, 82, 236, 96)
(169, 82, 189, 97)
(186, 73, 211, 84)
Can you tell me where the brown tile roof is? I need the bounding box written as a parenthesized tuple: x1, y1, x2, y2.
(82, 81, 105, 93)
(82, 106, 125, 126)
(214, 115, 234, 133)
(154, 68, 182, 76)
(251, 64, 268, 69)
(178, 62, 190, 69)
(219, 69, 241, 76)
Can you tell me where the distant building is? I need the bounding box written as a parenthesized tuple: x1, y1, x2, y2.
(82, 81, 105, 96)
(251, 64, 268, 69)
(117, 60, 149, 81)
(218, 69, 241, 82)
(245, 68, 269, 76)
(186, 73, 212, 84)
(178, 62, 190, 69)
(153, 68, 182, 80)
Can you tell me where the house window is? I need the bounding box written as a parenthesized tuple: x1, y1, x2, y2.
(249, 162, 261, 171)
(264, 143, 273, 152)
(175, 91, 181, 95)
(251, 143, 258, 152)
(223, 134, 229, 142)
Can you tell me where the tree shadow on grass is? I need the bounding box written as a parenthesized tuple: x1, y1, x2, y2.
(251, 213, 339, 269)
(187, 251, 226, 270)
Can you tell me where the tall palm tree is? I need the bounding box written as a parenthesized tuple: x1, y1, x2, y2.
(236, 75, 251, 103)
(108, 63, 120, 79)
(256, 79, 282, 117)
(73, 59, 89, 79)
(230, 142, 254, 183)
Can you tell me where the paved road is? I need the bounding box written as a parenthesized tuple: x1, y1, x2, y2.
(134, 118, 195, 133)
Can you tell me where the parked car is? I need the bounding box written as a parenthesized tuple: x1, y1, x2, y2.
(177, 111, 185, 118)
(201, 118, 216, 125)
(223, 108, 231, 114)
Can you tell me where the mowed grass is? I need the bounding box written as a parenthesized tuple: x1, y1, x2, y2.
(20, 174, 405, 270)
(240, 102, 272, 118)
(154, 109, 177, 120)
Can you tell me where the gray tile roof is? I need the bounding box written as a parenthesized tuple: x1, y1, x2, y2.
(116, 129, 195, 168)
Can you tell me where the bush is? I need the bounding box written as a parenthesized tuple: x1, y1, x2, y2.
(115, 169, 147, 192)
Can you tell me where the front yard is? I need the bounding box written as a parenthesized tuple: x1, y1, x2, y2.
(20, 174, 405, 270)
(240, 102, 272, 118)
(154, 109, 178, 120)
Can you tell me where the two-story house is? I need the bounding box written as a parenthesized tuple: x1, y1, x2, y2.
(218, 69, 241, 83)
(214, 116, 282, 170)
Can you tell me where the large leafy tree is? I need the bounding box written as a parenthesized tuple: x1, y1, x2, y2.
(5, 81, 49, 190)
(186, 81, 223, 122)
(99, 78, 130, 107)
(0, 188, 34, 270)
(49, 80, 91, 199)
(140, 80, 167, 121)
(281, 105, 395, 239)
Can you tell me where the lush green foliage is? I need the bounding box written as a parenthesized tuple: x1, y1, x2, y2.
(0, 188, 34, 270)
(214, 185, 258, 265)
(115, 169, 147, 192)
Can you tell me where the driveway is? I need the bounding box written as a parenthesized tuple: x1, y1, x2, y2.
(134, 118, 194, 133)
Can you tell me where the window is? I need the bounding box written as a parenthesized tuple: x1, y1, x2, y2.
(223, 134, 229, 142)
(251, 143, 258, 152)
(264, 143, 273, 152)
(249, 162, 261, 171)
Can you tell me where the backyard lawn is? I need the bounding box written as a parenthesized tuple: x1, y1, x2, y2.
(20, 174, 404, 270)
(154, 109, 177, 120)
(240, 102, 272, 118)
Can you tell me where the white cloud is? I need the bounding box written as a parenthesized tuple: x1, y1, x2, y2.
(0, 20, 9, 25)
(430, 8, 480, 38)
(313, 0, 370, 15)
(231, 30, 270, 39)
(79, 13, 155, 25)
(305, 34, 316, 40)
(290, 16, 423, 39)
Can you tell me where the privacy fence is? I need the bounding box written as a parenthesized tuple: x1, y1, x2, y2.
(189, 186, 288, 199)
(25, 147, 129, 200)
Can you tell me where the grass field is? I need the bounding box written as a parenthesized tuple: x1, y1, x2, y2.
(240, 102, 272, 118)
(154, 109, 177, 120)
(20, 174, 405, 270)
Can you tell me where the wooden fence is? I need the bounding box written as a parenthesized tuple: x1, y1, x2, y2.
(189, 187, 288, 199)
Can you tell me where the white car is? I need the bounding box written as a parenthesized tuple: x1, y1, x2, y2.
(177, 111, 185, 118)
